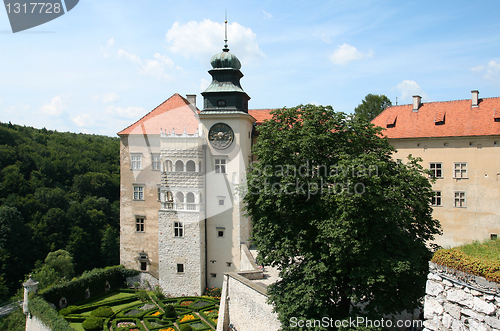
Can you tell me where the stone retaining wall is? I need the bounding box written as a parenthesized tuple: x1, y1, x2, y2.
(424, 262, 500, 330)
(126, 271, 159, 290)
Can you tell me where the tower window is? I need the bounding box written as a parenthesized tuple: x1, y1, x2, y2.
(217, 100, 226, 107)
(131, 154, 142, 170)
(151, 154, 161, 170)
(140, 262, 147, 271)
(177, 263, 184, 273)
(174, 222, 184, 237)
(215, 159, 226, 173)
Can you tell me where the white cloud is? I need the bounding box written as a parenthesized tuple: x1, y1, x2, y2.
(263, 10, 273, 19)
(395, 80, 429, 103)
(106, 105, 146, 119)
(41, 96, 66, 116)
(165, 19, 264, 64)
(330, 43, 373, 65)
(118, 50, 176, 80)
(72, 114, 91, 127)
(102, 92, 120, 103)
(471, 60, 500, 83)
(101, 37, 115, 58)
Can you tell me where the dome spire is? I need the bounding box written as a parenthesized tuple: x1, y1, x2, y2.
(223, 11, 229, 52)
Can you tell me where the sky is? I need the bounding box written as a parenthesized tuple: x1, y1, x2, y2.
(1, 0, 499, 137)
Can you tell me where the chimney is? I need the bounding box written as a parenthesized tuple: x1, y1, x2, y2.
(186, 94, 197, 108)
(412, 95, 422, 112)
(471, 90, 479, 107)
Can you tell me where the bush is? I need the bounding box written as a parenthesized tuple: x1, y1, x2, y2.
(154, 285, 165, 300)
(28, 296, 72, 331)
(203, 287, 221, 297)
(432, 248, 500, 283)
(163, 304, 177, 319)
(135, 289, 149, 302)
(59, 305, 79, 316)
(82, 317, 104, 331)
(90, 305, 114, 318)
(180, 324, 193, 331)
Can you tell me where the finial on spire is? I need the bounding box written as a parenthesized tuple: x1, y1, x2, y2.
(223, 10, 229, 52)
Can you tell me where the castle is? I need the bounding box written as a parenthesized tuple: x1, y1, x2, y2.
(118, 32, 272, 295)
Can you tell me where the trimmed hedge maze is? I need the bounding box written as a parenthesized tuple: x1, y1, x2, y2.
(60, 290, 219, 331)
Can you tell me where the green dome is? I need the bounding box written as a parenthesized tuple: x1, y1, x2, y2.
(210, 50, 241, 70)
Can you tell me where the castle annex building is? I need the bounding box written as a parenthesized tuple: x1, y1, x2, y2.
(118, 40, 272, 295)
(372, 91, 500, 247)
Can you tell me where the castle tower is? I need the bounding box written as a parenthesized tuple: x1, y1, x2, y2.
(199, 21, 255, 288)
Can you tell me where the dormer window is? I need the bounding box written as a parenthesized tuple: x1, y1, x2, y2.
(217, 100, 226, 107)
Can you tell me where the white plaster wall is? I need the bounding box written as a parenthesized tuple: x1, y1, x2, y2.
(25, 315, 51, 331)
(217, 273, 280, 331)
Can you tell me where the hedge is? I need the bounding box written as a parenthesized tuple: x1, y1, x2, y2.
(28, 296, 73, 331)
(432, 248, 500, 283)
(40, 265, 139, 307)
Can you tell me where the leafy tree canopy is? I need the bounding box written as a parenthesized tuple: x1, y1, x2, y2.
(0, 122, 120, 297)
(353, 94, 392, 122)
(245, 104, 441, 330)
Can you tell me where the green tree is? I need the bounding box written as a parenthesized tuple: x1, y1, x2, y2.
(30, 250, 75, 289)
(353, 94, 392, 122)
(245, 104, 441, 330)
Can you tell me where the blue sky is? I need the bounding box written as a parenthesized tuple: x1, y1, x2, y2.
(1, 0, 499, 136)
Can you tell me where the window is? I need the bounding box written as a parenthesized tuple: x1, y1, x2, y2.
(164, 160, 173, 172)
(131, 154, 142, 170)
(454, 162, 468, 178)
(186, 193, 196, 210)
(454, 191, 466, 208)
(431, 191, 442, 206)
(226, 262, 232, 267)
(133, 186, 144, 200)
(151, 154, 161, 170)
(216, 227, 225, 237)
(175, 192, 184, 210)
(140, 262, 147, 271)
(219, 199, 224, 206)
(136, 217, 145, 232)
(210, 273, 217, 278)
(215, 159, 226, 174)
(174, 222, 184, 237)
(175, 160, 184, 172)
(186, 160, 196, 172)
(217, 100, 226, 107)
(177, 263, 184, 273)
(429, 163, 443, 178)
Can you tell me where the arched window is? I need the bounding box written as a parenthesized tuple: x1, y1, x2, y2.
(175, 160, 184, 172)
(186, 160, 196, 172)
(175, 192, 184, 210)
(164, 160, 173, 172)
(186, 192, 196, 210)
(186, 192, 195, 203)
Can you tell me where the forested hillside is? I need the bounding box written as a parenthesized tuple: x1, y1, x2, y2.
(0, 122, 120, 300)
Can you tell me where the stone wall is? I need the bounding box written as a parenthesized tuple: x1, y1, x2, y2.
(126, 271, 159, 290)
(25, 315, 51, 331)
(424, 262, 500, 330)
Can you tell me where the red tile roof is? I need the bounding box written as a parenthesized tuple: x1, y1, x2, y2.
(117, 93, 199, 136)
(371, 97, 500, 139)
(248, 109, 274, 125)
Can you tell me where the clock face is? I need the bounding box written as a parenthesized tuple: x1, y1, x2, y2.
(208, 123, 234, 149)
